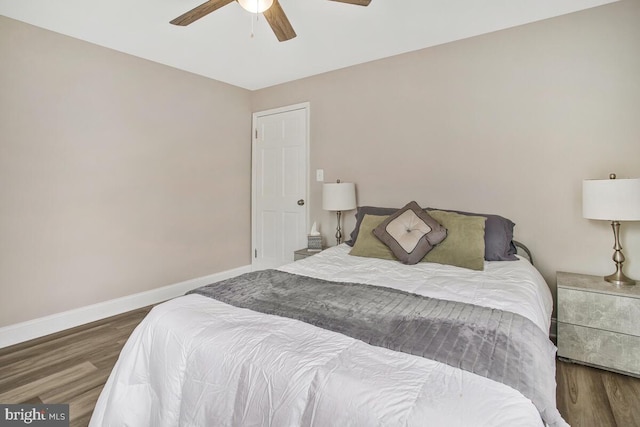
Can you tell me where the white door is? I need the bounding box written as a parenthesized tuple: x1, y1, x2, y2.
(252, 103, 309, 270)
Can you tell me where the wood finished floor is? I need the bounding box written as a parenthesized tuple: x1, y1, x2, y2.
(1, 306, 639, 427)
(0, 307, 152, 427)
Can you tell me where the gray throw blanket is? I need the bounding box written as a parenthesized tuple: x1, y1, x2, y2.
(188, 269, 565, 427)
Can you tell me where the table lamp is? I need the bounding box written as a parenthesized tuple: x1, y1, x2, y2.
(322, 180, 356, 245)
(583, 173, 640, 286)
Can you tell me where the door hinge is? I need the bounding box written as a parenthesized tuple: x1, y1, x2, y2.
(254, 249, 257, 258)
(255, 129, 258, 139)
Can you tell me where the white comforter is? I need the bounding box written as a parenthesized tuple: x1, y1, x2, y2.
(281, 245, 553, 333)
(90, 245, 558, 427)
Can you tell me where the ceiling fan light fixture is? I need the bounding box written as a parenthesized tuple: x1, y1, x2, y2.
(237, 0, 274, 13)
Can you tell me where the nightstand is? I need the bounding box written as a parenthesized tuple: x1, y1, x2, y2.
(294, 248, 323, 261)
(557, 271, 640, 377)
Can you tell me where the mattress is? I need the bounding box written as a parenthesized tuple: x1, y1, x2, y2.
(89, 244, 562, 427)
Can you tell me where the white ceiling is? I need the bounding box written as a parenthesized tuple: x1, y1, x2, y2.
(0, 0, 617, 90)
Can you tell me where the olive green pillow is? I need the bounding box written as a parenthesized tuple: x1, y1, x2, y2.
(349, 214, 397, 261)
(349, 211, 486, 271)
(423, 210, 486, 271)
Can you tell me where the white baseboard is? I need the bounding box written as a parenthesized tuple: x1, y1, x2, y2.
(0, 265, 252, 349)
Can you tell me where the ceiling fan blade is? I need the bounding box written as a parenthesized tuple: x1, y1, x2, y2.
(329, 0, 371, 6)
(170, 0, 234, 26)
(263, 0, 297, 42)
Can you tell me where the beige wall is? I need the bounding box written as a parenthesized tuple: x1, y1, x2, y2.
(1, 0, 639, 328)
(0, 17, 252, 327)
(252, 0, 640, 308)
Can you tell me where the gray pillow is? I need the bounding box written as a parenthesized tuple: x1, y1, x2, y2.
(373, 201, 447, 265)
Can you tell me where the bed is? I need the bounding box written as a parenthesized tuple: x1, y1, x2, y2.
(89, 204, 567, 427)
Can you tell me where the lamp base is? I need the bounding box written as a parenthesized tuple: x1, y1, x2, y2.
(605, 271, 636, 286)
(335, 210, 343, 246)
(605, 221, 636, 286)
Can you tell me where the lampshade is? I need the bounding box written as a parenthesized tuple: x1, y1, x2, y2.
(323, 182, 356, 212)
(237, 0, 274, 13)
(583, 177, 640, 221)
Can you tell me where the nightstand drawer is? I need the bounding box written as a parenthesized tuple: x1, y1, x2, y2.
(557, 322, 640, 376)
(558, 287, 640, 336)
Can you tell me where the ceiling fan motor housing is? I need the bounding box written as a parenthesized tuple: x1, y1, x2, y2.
(237, 0, 274, 13)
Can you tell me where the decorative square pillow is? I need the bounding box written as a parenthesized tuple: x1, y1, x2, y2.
(372, 201, 447, 265)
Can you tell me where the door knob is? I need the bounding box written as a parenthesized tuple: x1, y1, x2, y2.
(297, 199, 305, 206)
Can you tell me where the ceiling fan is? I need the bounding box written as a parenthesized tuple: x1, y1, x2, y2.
(170, 0, 371, 42)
